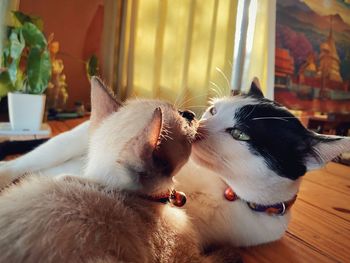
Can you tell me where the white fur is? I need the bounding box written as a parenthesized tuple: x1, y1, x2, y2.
(1, 96, 349, 247)
(193, 96, 301, 204)
(176, 160, 291, 247)
(178, 96, 350, 246)
(0, 121, 88, 187)
(84, 100, 165, 191)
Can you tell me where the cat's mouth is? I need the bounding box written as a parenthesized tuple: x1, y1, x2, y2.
(183, 120, 199, 143)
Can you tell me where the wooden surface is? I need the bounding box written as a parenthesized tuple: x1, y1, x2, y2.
(240, 162, 350, 263)
(48, 117, 89, 136)
(10, 118, 350, 262)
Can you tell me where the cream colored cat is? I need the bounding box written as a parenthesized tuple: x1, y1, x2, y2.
(0, 78, 241, 263)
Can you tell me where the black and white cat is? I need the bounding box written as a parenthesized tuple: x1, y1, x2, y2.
(176, 79, 350, 246)
(1, 78, 349, 247)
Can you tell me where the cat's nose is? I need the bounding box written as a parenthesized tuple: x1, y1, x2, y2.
(180, 110, 196, 121)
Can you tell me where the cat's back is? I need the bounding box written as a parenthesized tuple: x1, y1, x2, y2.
(0, 176, 157, 263)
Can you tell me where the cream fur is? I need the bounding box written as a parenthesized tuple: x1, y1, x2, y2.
(0, 176, 239, 262)
(0, 88, 242, 262)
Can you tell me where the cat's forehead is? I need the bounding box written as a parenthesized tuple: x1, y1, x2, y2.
(125, 99, 175, 115)
(106, 99, 173, 125)
(211, 96, 259, 113)
(126, 99, 173, 109)
(212, 96, 290, 117)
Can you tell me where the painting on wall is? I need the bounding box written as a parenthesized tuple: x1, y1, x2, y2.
(274, 0, 350, 113)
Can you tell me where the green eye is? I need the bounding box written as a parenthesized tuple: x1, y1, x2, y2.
(228, 128, 250, 141)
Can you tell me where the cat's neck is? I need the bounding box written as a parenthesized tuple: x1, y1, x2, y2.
(83, 162, 137, 192)
(221, 171, 302, 205)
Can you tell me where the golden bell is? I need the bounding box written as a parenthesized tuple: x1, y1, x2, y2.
(169, 190, 187, 207)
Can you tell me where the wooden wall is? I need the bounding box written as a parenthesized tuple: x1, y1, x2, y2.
(19, 0, 105, 109)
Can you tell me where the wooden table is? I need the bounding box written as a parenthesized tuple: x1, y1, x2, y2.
(8, 118, 350, 262)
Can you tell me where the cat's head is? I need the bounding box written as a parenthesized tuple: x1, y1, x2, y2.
(193, 78, 350, 203)
(85, 77, 197, 196)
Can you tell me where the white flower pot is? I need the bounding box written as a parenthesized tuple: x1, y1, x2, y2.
(8, 92, 46, 131)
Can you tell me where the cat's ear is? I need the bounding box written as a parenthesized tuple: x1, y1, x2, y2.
(306, 134, 350, 171)
(90, 76, 122, 130)
(126, 107, 163, 154)
(247, 77, 264, 98)
(120, 107, 163, 166)
(144, 107, 163, 150)
(129, 107, 188, 175)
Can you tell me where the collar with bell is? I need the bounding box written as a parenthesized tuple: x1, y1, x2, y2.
(142, 189, 187, 207)
(224, 187, 297, 216)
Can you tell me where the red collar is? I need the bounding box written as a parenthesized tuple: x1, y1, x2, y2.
(224, 187, 297, 216)
(142, 189, 187, 207)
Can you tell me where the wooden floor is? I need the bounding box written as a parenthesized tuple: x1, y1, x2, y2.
(9, 118, 350, 262)
(240, 162, 350, 263)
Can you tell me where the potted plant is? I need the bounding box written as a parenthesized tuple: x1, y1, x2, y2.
(0, 11, 51, 131)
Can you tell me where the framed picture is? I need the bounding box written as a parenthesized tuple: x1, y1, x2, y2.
(274, 0, 350, 113)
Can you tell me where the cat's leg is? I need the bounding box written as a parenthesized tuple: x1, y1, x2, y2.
(0, 121, 90, 189)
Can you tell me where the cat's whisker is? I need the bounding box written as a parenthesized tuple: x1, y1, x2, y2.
(242, 105, 257, 120)
(209, 81, 222, 97)
(160, 126, 174, 141)
(185, 105, 207, 109)
(215, 67, 231, 93)
(209, 81, 224, 97)
(208, 96, 219, 105)
(178, 94, 208, 109)
(174, 89, 184, 108)
(210, 89, 221, 99)
(252, 116, 317, 122)
(252, 117, 289, 122)
(161, 134, 173, 141)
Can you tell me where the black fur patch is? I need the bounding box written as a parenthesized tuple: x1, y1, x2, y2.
(234, 99, 337, 180)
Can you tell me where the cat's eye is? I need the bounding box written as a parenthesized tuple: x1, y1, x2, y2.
(209, 106, 217, 115)
(227, 128, 250, 141)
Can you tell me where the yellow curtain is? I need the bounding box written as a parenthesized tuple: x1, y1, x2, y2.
(232, 0, 276, 99)
(113, 0, 238, 114)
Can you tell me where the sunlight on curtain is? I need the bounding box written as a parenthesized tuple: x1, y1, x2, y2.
(115, 0, 238, 114)
(231, 0, 276, 99)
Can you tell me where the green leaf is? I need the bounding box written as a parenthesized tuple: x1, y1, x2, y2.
(31, 17, 44, 32)
(0, 71, 15, 97)
(14, 69, 25, 91)
(7, 30, 25, 85)
(12, 11, 32, 26)
(9, 29, 25, 60)
(12, 11, 44, 31)
(86, 55, 99, 80)
(8, 60, 18, 86)
(2, 48, 10, 68)
(27, 47, 51, 94)
(22, 22, 47, 49)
